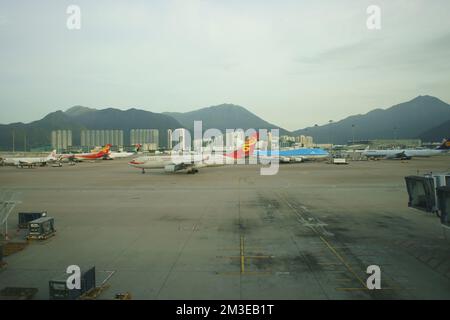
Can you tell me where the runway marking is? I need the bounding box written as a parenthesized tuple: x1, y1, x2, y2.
(177, 224, 199, 231)
(217, 271, 273, 276)
(99, 270, 116, 286)
(319, 236, 366, 288)
(277, 192, 368, 290)
(234, 181, 274, 279)
(217, 255, 275, 260)
(155, 202, 210, 298)
(278, 193, 412, 293)
(219, 246, 264, 251)
(218, 236, 273, 276)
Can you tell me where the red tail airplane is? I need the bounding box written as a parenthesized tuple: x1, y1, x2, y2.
(61, 144, 112, 161)
(129, 133, 259, 174)
(223, 133, 259, 159)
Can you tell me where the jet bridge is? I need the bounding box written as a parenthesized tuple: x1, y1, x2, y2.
(404, 173, 450, 229)
(437, 186, 450, 227)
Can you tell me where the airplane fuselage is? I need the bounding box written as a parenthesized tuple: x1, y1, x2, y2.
(363, 149, 447, 158)
(3, 157, 48, 166)
(109, 152, 135, 159)
(3, 150, 57, 166)
(255, 148, 329, 163)
(129, 133, 259, 174)
(129, 155, 177, 169)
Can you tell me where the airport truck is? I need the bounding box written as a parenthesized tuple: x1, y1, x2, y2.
(18, 211, 47, 229)
(49, 267, 96, 300)
(27, 216, 55, 240)
(332, 158, 348, 165)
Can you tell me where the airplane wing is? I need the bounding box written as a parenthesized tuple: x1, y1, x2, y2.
(61, 154, 81, 162)
(164, 163, 189, 172)
(164, 161, 205, 173)
(164, 154, 210, 173)
(17, 160, 38, 167)
(19, 160, 34, 165)
(389, 151, 411, 160)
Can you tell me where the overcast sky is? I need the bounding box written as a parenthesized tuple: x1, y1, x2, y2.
(0, 0, 449, 130)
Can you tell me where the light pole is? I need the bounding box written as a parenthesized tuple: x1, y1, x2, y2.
(314, 124, 318, 146)
(351, 124, 356, 145)
(304, 128, 308, 147)
(329, 120, 333, 145)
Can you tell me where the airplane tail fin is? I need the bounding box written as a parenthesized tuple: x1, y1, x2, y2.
(224, 132, 259, 159)
(101, 144, 112, 154)
(95, 144, 112, 158)
(135, 144, 142, 152)
(47, 150, 57, 160)
(436, 139, 450, 150)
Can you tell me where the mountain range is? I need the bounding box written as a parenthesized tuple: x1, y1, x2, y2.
(294, 95, 450, 144)
(164, 104, 289, 135)
(0, 103, 290, 150)
(417, 119, 450, 143)
(0, 96, 449, 150)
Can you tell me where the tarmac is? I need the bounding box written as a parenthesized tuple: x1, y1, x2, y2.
(0, 155, 449, 299)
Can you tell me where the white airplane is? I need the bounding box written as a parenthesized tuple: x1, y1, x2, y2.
(362, 139, 449, 159)
(108, 144, 141, 159)
(128, 133, 258, 174)
(2, 150, 58, 168)
(108, 151, 135, 159)
(254, 147, 329, 163)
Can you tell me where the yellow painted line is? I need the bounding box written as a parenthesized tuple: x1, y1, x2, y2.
(319, 236, 367, 288)
(279, 193, 389, 292)
(278, 193, 365, 286)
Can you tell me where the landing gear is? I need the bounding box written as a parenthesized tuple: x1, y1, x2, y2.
(141, 168, 145, 174)
(187, 168, 199, 174)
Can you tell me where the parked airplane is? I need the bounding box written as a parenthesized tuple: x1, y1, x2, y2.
(128, 133, 258, 174)
(61, 144, 112, 161)
(2, 150, 58, 168)
(254, 147, 329, 163)
(108, 151, 134, 159)
(362, 139, 450, 159)
(108, 144, 141, 159)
